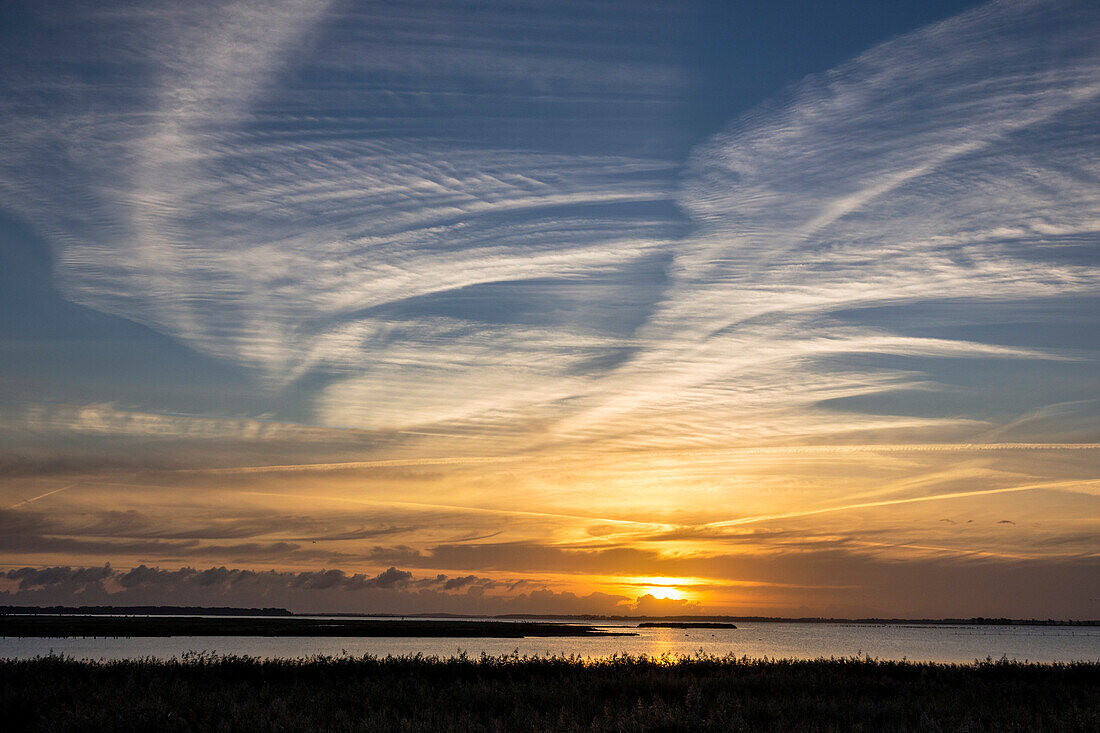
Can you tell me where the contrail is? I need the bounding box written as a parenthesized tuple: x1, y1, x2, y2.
(241, 490, 669, 528)
(179, 455, 521, 475)
(701, 479, 1100, 529)
(167, 443, 1100, 475)
(644, 443, 1100, 461)
(397, 429, 487, 439)
(8, 483, 78, 509)
(846, 539, 1043, 561)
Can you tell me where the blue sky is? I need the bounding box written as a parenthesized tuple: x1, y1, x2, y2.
(1, 0, 995, 423)
(1, 0, 1098, 617)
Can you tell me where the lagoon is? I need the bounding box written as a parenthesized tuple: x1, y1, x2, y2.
(3, 618, 1097, 663)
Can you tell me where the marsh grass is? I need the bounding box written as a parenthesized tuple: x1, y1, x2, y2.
(3, 651, 1097, 732)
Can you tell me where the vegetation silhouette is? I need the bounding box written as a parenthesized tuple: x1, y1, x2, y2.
(3, 652, 1097, 731)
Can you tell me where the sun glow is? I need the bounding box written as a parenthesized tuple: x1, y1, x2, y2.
(627, 576, 698, 601)
(641, 586, 687, 600)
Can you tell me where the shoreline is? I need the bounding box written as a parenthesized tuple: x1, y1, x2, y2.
(0, 616, 633, 639)
(4, 606, 1097, 626)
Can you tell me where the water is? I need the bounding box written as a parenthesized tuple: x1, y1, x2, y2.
(3, 619, 1098, 662)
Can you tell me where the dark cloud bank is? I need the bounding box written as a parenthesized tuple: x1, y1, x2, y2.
(0, 564, 696, 616)
(4, 549, 1099, 618)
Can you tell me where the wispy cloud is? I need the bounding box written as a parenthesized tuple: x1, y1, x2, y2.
(701, 478, 1100, 530)
(4, 402, 366, 441)
(550, 0, 1100, 450)
(5, 0, 1096, 451)
(1, 0, 679, 399)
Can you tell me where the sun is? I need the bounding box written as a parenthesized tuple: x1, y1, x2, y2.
(628, 576, 695, 601)
(641, 586, 687, 601)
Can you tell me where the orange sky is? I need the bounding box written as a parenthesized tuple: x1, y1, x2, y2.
(4, 437, 1098, 617)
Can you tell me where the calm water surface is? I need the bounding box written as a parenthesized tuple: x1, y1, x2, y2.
(3, 618, 1098, 663)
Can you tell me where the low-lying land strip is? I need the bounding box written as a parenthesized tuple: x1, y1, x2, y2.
(4, 607, 1096, 626)
(2, 654, 1096, 732)
(0, 616, 629, 638)
(637, 622, 737, 629)
(0, 605, 293, 617)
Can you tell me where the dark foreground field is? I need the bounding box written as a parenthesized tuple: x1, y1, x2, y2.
(3, 654, 1097, 732)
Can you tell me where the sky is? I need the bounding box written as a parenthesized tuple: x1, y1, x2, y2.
(1, 0, 1098, 618)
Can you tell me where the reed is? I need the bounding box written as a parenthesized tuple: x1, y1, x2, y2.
(3, 652, 1097, 731)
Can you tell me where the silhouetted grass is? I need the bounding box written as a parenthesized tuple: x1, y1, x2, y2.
(2, 652, 1097, 731)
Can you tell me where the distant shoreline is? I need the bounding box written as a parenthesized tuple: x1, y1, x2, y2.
(3, 606, 1096, 626)
(0, 616, 634, 639)
(637, 622, 738, 629)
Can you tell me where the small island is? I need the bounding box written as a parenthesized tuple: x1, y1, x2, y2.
(637, 622, 737, 629)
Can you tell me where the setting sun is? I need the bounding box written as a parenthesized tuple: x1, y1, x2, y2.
(623, 577, 701, 602)
(640, 587, 687, 601)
